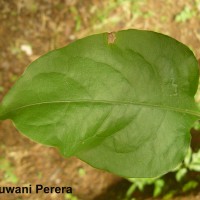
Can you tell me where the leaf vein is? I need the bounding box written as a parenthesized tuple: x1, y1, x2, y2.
(2, 99, 199, 118)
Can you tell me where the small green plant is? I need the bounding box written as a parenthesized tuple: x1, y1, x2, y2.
(69, 6, 82, 31)
(0, 29, 199, 178)
(78, 167, 86, 177)
(125, 177, 165, 199)
(125, 147, 200, 199)
(65, 193, 79, 200)
(0, 157, 19, 184)
(175, 6, 196, 22)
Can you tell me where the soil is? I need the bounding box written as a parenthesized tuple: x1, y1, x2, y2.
(0, 0, 200, 200)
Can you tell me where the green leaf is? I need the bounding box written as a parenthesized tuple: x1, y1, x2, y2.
(182, 181, 198, 192)
(188, 148, 200, 171)
(65, 194, 78, 200)
(153, 179, 165, 197)
(175, 168, 187, 182)
(125, 184, 137, 200)
(184, 147, 192, 166)
(163, 190, 176, 200)
(0, 30, 199, 178)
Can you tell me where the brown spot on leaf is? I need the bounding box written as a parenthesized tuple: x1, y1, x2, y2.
(107, 32, 116, 44)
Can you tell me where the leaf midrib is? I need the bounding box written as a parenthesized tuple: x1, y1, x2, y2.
(1, 99, 200, 118)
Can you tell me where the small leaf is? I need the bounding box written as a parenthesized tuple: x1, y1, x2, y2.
(153, 179, 165, 197)
(163, 190, 176, 200)
(184, 148, 192, 166)
(175, 168, 187, 182)
(125, 184, 137, 199)
(0, 30, 199, 177)
(188, 149, 200, 171)
(78, 168, 86, 177)
(182, 181, 198, 192)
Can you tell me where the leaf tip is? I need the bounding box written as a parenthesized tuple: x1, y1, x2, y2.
(107, 32, 116, 44)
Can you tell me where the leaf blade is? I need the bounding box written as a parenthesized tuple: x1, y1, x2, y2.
(0, 29, 199, 177)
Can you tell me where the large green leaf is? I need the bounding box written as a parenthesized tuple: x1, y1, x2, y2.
(0, 29, 199, 177)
